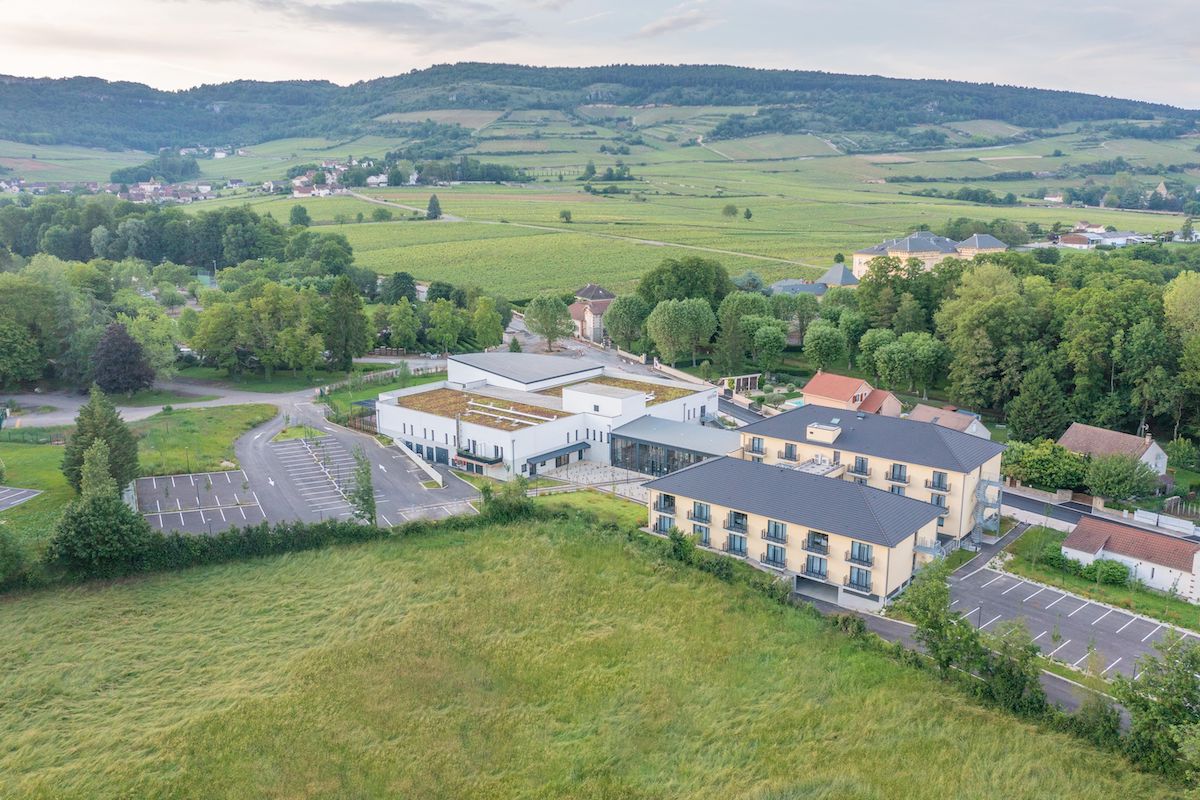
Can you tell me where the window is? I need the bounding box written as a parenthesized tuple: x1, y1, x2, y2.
(593, 404, 600, 412)
(654, 515, 674, 534)
(930, 470, 949, 491)
(654, 493, 676, 514)
(847, 566, 871, 592)
(725, 511, 748, 533)
(889, 485, 905, 497)
(762, 544, 786, 568)
(750, 436, 764, 454)
(693, 524, 710, 546)
(832, 450, 841, 465)
(851, 456, 869, 476)
(805, 531, 828, 554)
(783, 443, 797, 461)
(931, 493, 947, 509)
(725, 533, 747, 556)
(849, 541, 873, 566)
(691, 501, 710, 523)
(751, 456, 764, 464)
(889, 464, 907, 483)
(804, 554, 827, 578)
(765, 519, 787, 543)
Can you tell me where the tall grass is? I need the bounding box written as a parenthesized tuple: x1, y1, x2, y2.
(0, 519, 1169, 799)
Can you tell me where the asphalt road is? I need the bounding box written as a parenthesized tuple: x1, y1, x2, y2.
(0, 486, 40, 512)
(1002, 492, 1084, 525)
(718, 398, 764, 425)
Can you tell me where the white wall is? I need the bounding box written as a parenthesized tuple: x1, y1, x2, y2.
(1063, 545, 1199, 602)
(1142, 442, 1168, 476)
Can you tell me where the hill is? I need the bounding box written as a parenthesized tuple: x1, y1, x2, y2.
(1, 63, 1195, 151)
(0, 510, 1171, 798)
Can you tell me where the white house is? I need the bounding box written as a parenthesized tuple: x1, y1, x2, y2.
(1057, 422, 1168, 477)
(1063, 516, 1200, 602)
(376, 352, 718, 480)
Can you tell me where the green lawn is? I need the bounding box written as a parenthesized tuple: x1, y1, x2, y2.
(0, 442, 71, 554)
(1005, 526, 1200, 631)
(321, 371, 445, 416)
(115, 388, 219, 408)
(0, 518, 1168, 799)
(175, 364, 388, 393)
(133, 404, 277, 476)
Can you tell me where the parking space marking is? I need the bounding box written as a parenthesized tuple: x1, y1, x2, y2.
(1032, 630, 1048, 642)
(949, 599, 959, 607)
(1048, 639, 1072, 657)
(1092, 609, 1114, 626)
(979, 614, 1002, 630)
(964, 606, 980, 619)
(1103, 658, 1122, 675)
(1023, 587, 1045, 602)
(1142, 624, 1163, 643)
(1001, 581, 1026, 595)
(1045, 594, 1068, 609)
(981, 574, 1004, 588)
(1117, 616, 1137, 634)
(1067, 601, 1091, 617)
(1071, 652, 1090, 668)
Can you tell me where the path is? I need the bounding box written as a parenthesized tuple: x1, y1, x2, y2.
(350, 191, 824, 269)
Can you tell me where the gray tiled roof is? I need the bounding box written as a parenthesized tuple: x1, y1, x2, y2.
(575, 283, 615, 301)
(855, 231, 959, 256)
(741, 404, 1005, 472)
(450, 352, 602, 385)
(644, 457, 941, 546)
(817, 264, 859, 286)
(958, 233, 1008, 249)
(612, 416, 741, 456)
(770, 279, 827, 296)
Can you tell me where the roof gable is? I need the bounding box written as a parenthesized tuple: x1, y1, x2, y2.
(1065, 517, 1200, 572)
(802, 371, 869, 403)
(1057, 422, 1151, 459)
(575, 283, 615, 301)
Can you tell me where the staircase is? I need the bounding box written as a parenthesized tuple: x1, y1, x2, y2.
(973, 477, 1003, 547)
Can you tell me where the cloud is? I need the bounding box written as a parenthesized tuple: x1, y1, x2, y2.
(567, 10, 613, 25)
(636, 7, 715, 38)
(246, 0, 519, 45)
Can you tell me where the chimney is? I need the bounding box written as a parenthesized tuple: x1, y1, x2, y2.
(1145, 433, 1153, 444)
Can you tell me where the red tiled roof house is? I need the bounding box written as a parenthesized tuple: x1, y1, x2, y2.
(799, 371, 901, 417)
(1063, 516, 1200, 601)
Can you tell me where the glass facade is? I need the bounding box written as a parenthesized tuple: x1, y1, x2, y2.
(611, 435, 718, 478)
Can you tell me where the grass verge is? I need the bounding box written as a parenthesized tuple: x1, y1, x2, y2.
(133, 404, 277, 476)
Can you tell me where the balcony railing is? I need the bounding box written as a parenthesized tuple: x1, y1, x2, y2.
(747, 442, 765, 455)
(801, 567, 828, 582)
(777, 449, 798, 462)
(687, 510, 711, 524)
(456, 448, 503, 465)
(652, 522, 674, 534)
(653, 500, 676, 514)
(885, 471, 909, 485)
(804, 539, 829, 555)
(924, 479, 951, 493)
(846, 464, 871, 478)
(760, 554, 787, 570)
(724, 520, 749, 535)
(845, 550, 874, 567)
(761, 528, 787, 544)
(722, 540, 748, 557)
(843, 576, 873, 594)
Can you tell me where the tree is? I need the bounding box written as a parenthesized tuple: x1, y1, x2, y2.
(895, 560, 984, 676)
(803, 321, 848, 372)
(979, 620, 1046, 714)
(637, 256, 732, 310)
(0, 319, 42, 386)
(1006, 365, 1069, 442)
(61, 386, 140, 493)
(1001, 439, 1086, 491)
(289, 205, 311, 227)
(791, 293, 820, 341)
(349, 445, 377, 526)
(721, 203, 738, 218)
(190, 302, 244, 375)
(119, 309, 179, 381)
(508, 337, 522, 352)
(388, 297, 420, 351)
(524, 293, 573, 352)
(472, 296, 504, 349)
(1164, 271, 1200, 342)
(322, 276, 371, 371)
(558, 209, 572, 223)
(46, 491, 152, 579)
(603, 295, 650, 350)
(838, 310, 868, 368)
(754, 325, 787, 375)
(678, 297, 718, 366)
(1113, 632, 1200, 779)
(79, 439, 118, 500)
(92, 323, 154, 395)
(743, 207, 753, 221)
(380, 272, 417, 304)
(426, 194, 442, 220)
(733, 270, 768, 294)
(427, 299, 465, 355)
(891, 291, 928, 334)
(875, 340, 915, 391)
(646, 300, 690, 365)
(1086, 453, 1159, 500)
(856, 329, 896, 383)
(426, 280, 455, 304)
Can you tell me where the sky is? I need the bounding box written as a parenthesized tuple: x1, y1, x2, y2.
(4, 0, 1198, 107)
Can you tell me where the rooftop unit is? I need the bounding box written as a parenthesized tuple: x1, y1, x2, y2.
(806, 422, 842, 444)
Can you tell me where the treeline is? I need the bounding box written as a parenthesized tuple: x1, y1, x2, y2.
(908, 187, 1019, 206)
(1, 64, 1194, 151)
(110, 153, 200, 184)
(414, 156, 526, 184)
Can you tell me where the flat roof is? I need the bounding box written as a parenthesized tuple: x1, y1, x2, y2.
(611, 417, 740, 456)
(393, 387, 572, 431)
(542, 375, 701, 406)
(450, 352, 603, 385)
(645, 457, 942, 547)
(741, 404, 1005, 472)
(564, 382, 644, 399)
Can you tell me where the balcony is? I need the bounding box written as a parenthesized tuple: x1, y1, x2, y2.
(846, 464, 871, 478)
(777, 449, 799, 462)
(760, 553, 787, 570)
(652, 521, 674, 535)
(845, 549, 874, 567)
(456, 448, 503, 465)
(843, 576, 873, 595)
(687, 510, 711, 524)
(804, 539, 829, 555)
(747, 441, 765, 456)
(885, 470, 909, 485)
(924, 479, 951, 493)
(761, 528, 787, 544)
(724, 519, 749, 535)
(653, 500, 676, 514)
(722, 540, 748, 557)
(801, 567, 828, 582)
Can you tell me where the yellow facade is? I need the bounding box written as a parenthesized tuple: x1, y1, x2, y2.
(739, 429, 1002, 543)
(646, 488, 938, 608)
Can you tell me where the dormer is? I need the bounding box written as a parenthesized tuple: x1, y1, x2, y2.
(806, 422, 841, 444)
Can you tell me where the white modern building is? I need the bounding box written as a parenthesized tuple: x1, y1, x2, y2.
(1063, 516, 1200, 602)
(376, 352, 720, 480)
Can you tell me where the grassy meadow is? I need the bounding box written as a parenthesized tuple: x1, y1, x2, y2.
(0, 516, 1172, 799)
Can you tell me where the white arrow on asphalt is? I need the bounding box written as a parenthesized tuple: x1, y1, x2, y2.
(379, 465, 387, 473)
(268, 477, 275, 487)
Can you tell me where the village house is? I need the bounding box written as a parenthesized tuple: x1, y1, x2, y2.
(1063, 516, 1200, 602)
(769, 263, 859, 298)
(851, 231, 1007, 278)
(1057, 422, 1168, 477)
(796, 371, 901, 417)
(906, 403, 992, 439)
(568, 284, 616, 343)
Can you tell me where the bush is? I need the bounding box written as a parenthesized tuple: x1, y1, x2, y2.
(698, 554, 734, 581)
(1080, 558, 1130, 586)
(1067, 694, 1122, 750)
(479, 477, 534, 522)
(45, 494, 153, 580)
(667, 528, 696, 564)
(0, 532, 28, 589)
(1039, 542, 1069, 570)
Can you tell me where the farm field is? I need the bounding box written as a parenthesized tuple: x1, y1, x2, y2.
(0, 517, 1171, 799)
(0, 139, 150, 183)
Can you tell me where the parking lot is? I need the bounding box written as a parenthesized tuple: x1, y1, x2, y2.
(952, 566, 1198, 678)
(269, 435, 386, 520)
(134, 471, 267, 534)
(0, 486, 40, 512)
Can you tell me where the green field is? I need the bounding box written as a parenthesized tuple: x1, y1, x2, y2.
(0, 139, 151, 183)
(0, 517, 1169, 799)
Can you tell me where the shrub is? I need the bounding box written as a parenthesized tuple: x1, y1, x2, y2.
(667, 528, 696, 564)
(479, 477, 534, 522)
(698, 553, 734, 581)
(831, 613, 868, 638)
(0, 532, 28, 589)
(1068, 694, 1122, 749)
(1080, 558, 1130, 586)
(1040, 542, 1069, 570)
(45, 493, 153, 580)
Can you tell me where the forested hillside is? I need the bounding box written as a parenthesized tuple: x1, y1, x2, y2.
(1, 63, 1194, 151)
